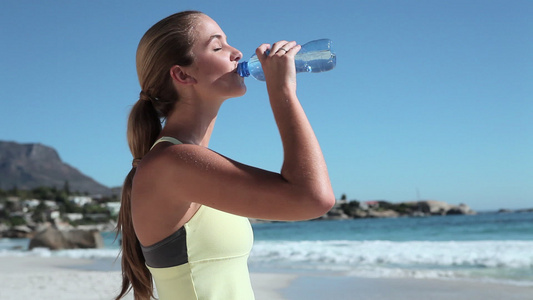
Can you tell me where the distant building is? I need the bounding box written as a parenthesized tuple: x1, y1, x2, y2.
(360, 201, 380, 210)
(69, 196, 93, 206)
(22, 199, 40, 209)
(105, 202, 121, 216)
(66, 213, 83, 221)
(44, 200, 58, 209)
(49, 210, 60, 220)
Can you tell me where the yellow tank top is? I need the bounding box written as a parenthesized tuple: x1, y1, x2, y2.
(141, 137, 255, 300)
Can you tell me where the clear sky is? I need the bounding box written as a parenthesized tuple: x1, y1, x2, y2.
(1, 0, 531, 211)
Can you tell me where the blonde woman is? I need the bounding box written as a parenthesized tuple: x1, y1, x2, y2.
(116, 10, 335, 300)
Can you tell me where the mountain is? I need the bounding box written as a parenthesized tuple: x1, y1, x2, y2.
(0, 141, 113, 196)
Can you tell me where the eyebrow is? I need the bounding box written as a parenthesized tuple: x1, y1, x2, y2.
(207, 34, 224, 44)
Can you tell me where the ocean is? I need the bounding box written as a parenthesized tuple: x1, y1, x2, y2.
(1, 211, 532, 286)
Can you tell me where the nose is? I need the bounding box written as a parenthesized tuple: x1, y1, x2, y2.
(231, 47, 242, 62)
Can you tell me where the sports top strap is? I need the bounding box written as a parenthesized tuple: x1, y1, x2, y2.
(150, 136, 183, 150)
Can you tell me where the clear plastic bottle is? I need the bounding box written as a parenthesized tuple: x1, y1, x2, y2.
(237, 39, 336, 81)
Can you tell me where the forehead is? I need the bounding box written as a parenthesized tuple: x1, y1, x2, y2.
(193, 15, 225, 44)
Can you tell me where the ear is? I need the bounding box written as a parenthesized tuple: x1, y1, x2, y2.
(170, 65, 197, 85)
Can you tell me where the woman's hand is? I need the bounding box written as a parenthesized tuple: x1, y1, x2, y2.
(256, 41, 301, 96)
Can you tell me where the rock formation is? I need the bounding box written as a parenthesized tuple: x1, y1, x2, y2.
(28, 226, 104, 250)
(318, 199, 476, 220)
(0, 141, 112, 195)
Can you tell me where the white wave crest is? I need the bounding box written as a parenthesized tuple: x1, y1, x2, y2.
(250, 240, 533, 270)
(0, 247, 120, 259)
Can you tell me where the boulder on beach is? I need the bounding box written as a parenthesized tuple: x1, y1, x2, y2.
(28, 226, 103, 250)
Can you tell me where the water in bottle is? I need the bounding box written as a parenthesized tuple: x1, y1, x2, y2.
(237, 39, 336, 81)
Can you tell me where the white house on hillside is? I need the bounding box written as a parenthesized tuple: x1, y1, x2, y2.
(69, 196, 93, 206)
(105, 202, 121, 217)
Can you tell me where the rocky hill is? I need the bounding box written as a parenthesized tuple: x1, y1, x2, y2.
(0, 141, 113, 196)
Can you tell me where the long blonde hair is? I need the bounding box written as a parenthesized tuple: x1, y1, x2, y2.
(115, 11, 203, 300)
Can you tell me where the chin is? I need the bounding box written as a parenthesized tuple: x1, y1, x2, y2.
(228, 79, 247, 98)
(214, 74, 247, 99)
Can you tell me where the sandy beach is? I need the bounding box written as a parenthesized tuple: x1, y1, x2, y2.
(0, 256, 293, 300)
(0, 256, 531, 300)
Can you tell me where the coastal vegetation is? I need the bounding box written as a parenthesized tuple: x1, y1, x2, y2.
(0, 184, 119, 238)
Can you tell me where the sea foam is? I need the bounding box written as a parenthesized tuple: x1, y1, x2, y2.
(249, 240, 533, 284)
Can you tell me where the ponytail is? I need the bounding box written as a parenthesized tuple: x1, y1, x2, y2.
(116, 100, 161, 300)
(115, 10, 203, 299)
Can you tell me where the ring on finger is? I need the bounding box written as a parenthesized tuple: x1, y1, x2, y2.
(278, 48, 288, 53)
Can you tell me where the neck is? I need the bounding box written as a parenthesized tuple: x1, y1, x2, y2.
(160, 98, 221, 148)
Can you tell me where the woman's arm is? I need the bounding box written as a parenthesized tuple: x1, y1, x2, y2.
(135, 41, 335, 221)
(256, 40, 336, 218)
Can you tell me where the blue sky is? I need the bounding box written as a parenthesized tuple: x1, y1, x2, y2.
(1, 0, 531, 211)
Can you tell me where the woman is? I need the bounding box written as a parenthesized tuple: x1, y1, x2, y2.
(116, 10, 335, 300)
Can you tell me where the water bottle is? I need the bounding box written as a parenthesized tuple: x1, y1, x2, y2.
(237, 39, 336, 81)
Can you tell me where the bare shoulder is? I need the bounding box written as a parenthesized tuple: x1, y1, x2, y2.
(133, 143, 206, 188)
(132, 143, 235, 199)
(138, 143, 237, 178)
(133, 142, 334, 221)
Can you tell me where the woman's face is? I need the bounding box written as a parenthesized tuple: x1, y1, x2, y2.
(184, 15, 246, 101)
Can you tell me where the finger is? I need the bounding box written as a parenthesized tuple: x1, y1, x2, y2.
(270, 40, 289, 56)
(284, 43, 301, 56)
(255, 44, 271, 62)
(256, 43, 271, 56)
(274, 41, 298, 56)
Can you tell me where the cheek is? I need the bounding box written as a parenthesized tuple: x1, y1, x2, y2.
(198, 60, 227, 82)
